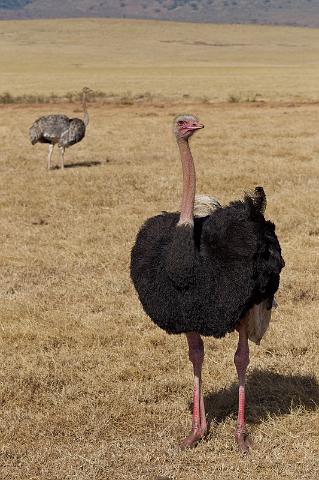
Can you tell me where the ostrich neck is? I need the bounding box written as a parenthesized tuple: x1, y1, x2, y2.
(82, 93, 89, 127)
(177, 138, 196, 226)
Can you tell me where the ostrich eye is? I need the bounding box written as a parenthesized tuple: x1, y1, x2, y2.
(177, 120, 184, 126)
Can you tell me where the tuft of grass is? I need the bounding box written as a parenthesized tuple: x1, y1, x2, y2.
(0, 90, 266, 106)
(0, 91, 56, 104)
(0, 90, 161, 105)
(227, 92, 262, 103)
(228, 93, 241, 103)
(199, 95, 210, 104)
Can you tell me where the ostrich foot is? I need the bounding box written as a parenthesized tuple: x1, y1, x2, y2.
(235, 429, 252, 454)
(180, 427, 207, 450)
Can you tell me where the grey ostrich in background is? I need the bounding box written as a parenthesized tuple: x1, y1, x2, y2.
(130, 115, 284, 453)
(29, 87, 91, 170)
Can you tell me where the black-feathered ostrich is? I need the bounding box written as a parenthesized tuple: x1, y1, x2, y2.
(29, 87, 91, 170)
(130, 115, 284, 453)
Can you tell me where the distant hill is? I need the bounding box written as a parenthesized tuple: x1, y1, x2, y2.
(0, 0, 31, 8)
(1, 0, 319, 28)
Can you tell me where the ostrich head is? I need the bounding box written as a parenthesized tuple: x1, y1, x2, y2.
(82, 86, 92, 96)
(174, 115, 204, 140)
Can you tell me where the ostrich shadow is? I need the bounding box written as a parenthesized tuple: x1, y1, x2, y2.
(51, 161, 101, 170)
(64, 160, 102, 169)
(199, 369, 319, 426)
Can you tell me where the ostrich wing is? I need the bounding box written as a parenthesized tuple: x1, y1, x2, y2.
(29, 115, 70, 144)
(201, 188, 284, 311)
(59, 118, 86, 147)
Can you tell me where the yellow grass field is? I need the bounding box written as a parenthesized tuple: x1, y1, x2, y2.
(1, 18, 319, 101)
(0, 18, 319, 480)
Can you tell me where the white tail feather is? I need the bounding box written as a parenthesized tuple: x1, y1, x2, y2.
(194, 194, 221, 218)
(246, 300, 274, 345)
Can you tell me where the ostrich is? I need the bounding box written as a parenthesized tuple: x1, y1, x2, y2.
(130, 115, 284, 453)
(29, 87, 91, 170)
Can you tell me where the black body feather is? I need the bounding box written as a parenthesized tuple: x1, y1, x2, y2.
(130, 188, 284, 337)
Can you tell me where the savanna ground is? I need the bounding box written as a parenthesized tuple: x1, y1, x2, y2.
(0, 19, 318, 480)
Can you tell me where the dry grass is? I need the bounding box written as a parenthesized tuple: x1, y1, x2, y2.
(1, 19, 319, 102)
(0, 18, 318, 480)
(0, 100, 318, 479)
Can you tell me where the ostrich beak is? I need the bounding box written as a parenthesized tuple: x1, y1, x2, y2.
(189, 122, 204, 130)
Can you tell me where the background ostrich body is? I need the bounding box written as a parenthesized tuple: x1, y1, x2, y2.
(131, 191, 284, 342)
(29, 114, 86, 148)
(29, 87, 90, 169)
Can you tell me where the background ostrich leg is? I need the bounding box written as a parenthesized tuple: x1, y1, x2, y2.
(234, 321, 250, 453)
(181, 333, 207, 449)
(59, 146, 65, 170)
(48, 144, 54, 170)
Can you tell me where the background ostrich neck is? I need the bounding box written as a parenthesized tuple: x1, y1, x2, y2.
(177, 138, 196, 226)
(82, 93, 89, 127)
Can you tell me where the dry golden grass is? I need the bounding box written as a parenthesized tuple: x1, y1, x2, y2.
(0, 18, 319, 480)
(0, 100, 318, 479)
(1, 18, 319, 102)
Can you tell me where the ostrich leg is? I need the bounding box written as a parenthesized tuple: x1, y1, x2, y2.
(181, 332, 207, 449)
(48, 144, 54, 170)
(234, 320, 251, 453)
(59, 146, 65, 170)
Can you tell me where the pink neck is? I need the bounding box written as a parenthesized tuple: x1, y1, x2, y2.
(177, 138, 196, 226)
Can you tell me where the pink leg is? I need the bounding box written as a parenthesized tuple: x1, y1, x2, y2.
(180, 332, 207, 449)
(234, 321, 251, 453)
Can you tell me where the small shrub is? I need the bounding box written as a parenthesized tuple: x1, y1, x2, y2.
(228, 93, 241, 103)
(227, 92, 262, 103)
(119, 91, 134, 105)
(245, 93, 261, 103)
(200, 95, 209, 104)
(0, 92, 14, 104)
